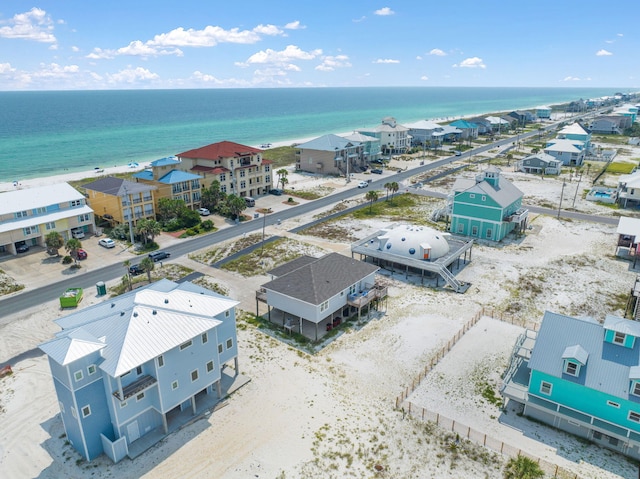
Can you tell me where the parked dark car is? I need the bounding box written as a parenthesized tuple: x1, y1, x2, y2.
(371, 168, 383, 174)
(269, 188, 283, 196)
(149, 251, 170, 262)
(16, 242, 29, 253)
(76, 249, 88, 260)
(129, 264, 144, 276)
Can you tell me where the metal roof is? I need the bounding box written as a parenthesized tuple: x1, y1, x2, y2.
(40, 329, 105, 366)
(0, 205, 94, 234)
(157, 170, 202, 184)
(0, 183, 86, 216)
(558, 122, 589, 136)
(529, 311, 640, 399)
(261, 252, 379, 305)
(604, 314, 640, 337)
(150, 156, 180, 167)
(342, 132, 379, 143)
(82, 177, 156, 196)
(562, 344, 588, 365)
(297, 134, 359, 152)
(451, 169, 523, 208)
(617, 216, 640, 239)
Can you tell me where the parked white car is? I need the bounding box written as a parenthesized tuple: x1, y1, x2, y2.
(98, 238, 116, 248)
(197, 207, 210, 216)
(357, 181, 369, 188)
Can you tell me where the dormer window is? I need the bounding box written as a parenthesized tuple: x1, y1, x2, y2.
(564, 360, 579, 376)
(614, 331, 626, 345)
(632, 382, 640, 397)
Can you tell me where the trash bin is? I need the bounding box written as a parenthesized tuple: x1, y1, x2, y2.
(96, 281, 106, 296)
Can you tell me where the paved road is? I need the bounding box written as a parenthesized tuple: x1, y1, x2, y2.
(0, 110, 607, 320)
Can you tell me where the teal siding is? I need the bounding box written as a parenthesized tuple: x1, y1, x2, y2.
(604, 329, 636, 348)
(530, 370, 640, 434)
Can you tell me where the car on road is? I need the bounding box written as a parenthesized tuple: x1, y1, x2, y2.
(269, 188, 283, 196)
(197, 207, 210, 216)
(149, 251, 170, 262)
(371, 168, 383, 174)
(454, 150, 462, 156)
(76, 249, 88, 260)
(357, 181, 369, 188)
(98, 238, 116, 248)
(16, 242, 29, 253)
(128, 264, 144, 276)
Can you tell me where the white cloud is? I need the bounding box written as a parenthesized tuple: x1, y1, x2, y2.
(420, 75, 429, 81)
(253, 24, 283, 36)
(454, 57, 486, 69)
(241, 45, 322, 66)
(374, 7, 395, 16)
(353, 16, 367, 23)
(117, 40, 183, 58)
(605, 40, 614, 44)
(0, 63, 16, 74)
(86, 48, 116, 60)
(596, 49, 613, 56)
(192, 71, 250, 86)
(562, 76, 581, 81)
(315, 55, 352, 71)
(32, 63, 80, 79)
(149, 25, 261, 47)
(0, 7, 57, 43)
(108, 67, 159, 84)
(429, 48, 446, 56)
(373, 58, 400, 64)
(71, 46, 80, 52)
(284, 21, 305, 30)
(416, 55, 423, 60)
(617, 33, 624, 37)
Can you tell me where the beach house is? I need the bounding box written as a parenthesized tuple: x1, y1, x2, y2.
(0, 183, 95, 255)
(518, 152, 562, 175)
(176, 141, 273, 198)
(449, 167, 528, 242)
(589, 115, 632, 135)
(82, 177, 157, 227)
(341, 132, 382, 164)
(357, 117, 411, 155)
(501, 311, 640, 460)
(133, 157, 203, 211)
(535, 106, 552, 119)
(617, 171, 640, 208)
(295, 134, 365, 176)
(449, 119, 479, 140)
(556, 122, 592, 151)
(543, 139, 585, 166)
(256, 253, 384, 340)
(39, 279, 240, 463)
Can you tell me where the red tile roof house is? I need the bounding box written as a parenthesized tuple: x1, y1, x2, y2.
(176, 141, 273, 198)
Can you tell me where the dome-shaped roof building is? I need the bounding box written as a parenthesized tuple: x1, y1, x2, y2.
(375, 225, 450, 261)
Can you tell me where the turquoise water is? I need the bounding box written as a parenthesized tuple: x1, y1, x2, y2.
(0, 87, 621, 182)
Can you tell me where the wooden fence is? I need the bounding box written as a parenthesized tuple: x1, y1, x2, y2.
(395, 307, 586, 479)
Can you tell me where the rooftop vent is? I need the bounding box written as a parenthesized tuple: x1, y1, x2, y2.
(133, 312, 138, 317)
(164, 298, 169, 304)
(152, 310, 157, 315)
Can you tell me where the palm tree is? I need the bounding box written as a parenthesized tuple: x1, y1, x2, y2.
(65, 238, 82, 264)
(503, 455, 544, 479)
(226, 194, 247, 220)
(383, 182, 392, 201)
(365, 190, 378, 212)
(389, 181, 399, 202)
(140, 257, 155, 283)
(276, 168, 289, 190)
(45, 231, 64, 256)
(136, 218, 162, 245)
(123, 260, 132, 292)
(506, 153, 513, 167)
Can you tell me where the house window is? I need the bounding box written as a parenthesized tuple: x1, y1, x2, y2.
(471, 226, 478, 236)
(120, 401, 127, 408)
(180, 340, 193, 350)
(87, 365, 96, 376)
(218, 344, 223, 354)
(219, 173, 226, 182)
(136, 392, 145, 401)
(23, 226, 39, 235)
(226, 338, 233, 349)
(457, 224, 464, 234)
(320, 301, 329, 312)
(630, 412, 640, 423)
(486, 229, 492, 239)
(349, 284, 357, 295)
(45, 222, 56, 230)
(632, 382, 640, 397)
(70, 200, 82, 207)
(136, 366, 142, 375)
(171, 380, 179, 390)
(221, 185, 227, 193)
(158, 355, 164, 367)
(540, 381, 552, 395)
(481, 196, 486, 202)
(240, 181, 246, 189)
(15, 210, 28, 218)
(469, 194, 475, 199)
(206, 361, 214, 373)
(225, 310, 230, 318)
(614, 331, 626, 345)
(564, 361, 579, 376)
(74, 370, 83, 382)
(201, 332, 208, 344)
(78, 213, 90, 222)
(191, 369, 199, 382)
(607, 400, 620, 408)
(81, 405, 91, 418)
(240, 170, 246, 178)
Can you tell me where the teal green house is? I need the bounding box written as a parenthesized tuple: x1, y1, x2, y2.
(449, 167, 528, 242)
(502, 311, 640, 460)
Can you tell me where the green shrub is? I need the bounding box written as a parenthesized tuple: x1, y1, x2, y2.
(185, 228, 198, 236)
(287, 197, 295, 203)
(62, 256, 73, 264)
(201, 220, 214, 230)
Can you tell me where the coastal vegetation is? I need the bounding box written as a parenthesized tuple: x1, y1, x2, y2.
(263, 146, 296, 168)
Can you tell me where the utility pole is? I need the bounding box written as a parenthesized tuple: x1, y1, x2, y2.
(123, 186, 135, 245)
(260, 211, 267, 258)
(572, 171, 583, 207)
(557, 180, 567, 219)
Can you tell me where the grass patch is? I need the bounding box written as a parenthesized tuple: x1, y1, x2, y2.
(606, 161, 636, 175)
(352, 193, 436, 224)
(191, 233, 264, 265)
(284, 188, 328, 200)
(263, 146, 296, 168)
(191, 276, 229, 296)
(109, 263, 194, 296)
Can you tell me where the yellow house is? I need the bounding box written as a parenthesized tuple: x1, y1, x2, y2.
(81, 177, 157, 226)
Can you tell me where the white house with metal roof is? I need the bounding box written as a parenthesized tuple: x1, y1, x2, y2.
(295, 134, 365, 176)
(39, 279, 240, 463)
(617, 171, 640, 209)
(357, 117, 411, 155)
(502, 311, 640, 460)
(543, 138, 586, 166)
(0, 183, 95, 255)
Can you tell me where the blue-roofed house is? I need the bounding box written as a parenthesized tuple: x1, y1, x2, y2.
(556, 122, 592, 152)
(295, 134, 365, 176)
(39, 279, 240, 463)
(449, 119, 478, 140)
(502, 311, 640, 460)
(448, 167, 528, 241)
(133, 156, 203, 211)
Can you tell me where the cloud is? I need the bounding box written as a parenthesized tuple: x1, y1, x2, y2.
(454, 57, 486, 69)
(116, 40, 183, 58)
(353, 16, 367, 23)
(284, 21, 305, 30)
(86, 48, 116, 60)
(562, 76, 581, 81)
(617, 33, 623, 37)
(420, 75, 429, 81)
(239, 45, 322, 67)
(373, 58, 400, 64)
(416, 55, 423, 60)
(374, 7, 395, 16)
(429, 48, 446, 56)
(0, 7, 57, 43)
(253, 24, 284, 36)
(596, 49, 613, 56)
(315, 54, 352, 71)
(149, 25, 262, 47)
(32, 63, 80, 79)
(192, 71, 250, 86)
(71, 46, 80, 52)
(108, 67, 159, 84)
(0, 63, 16, 74)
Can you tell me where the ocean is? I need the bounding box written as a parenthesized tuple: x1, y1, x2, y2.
(0, 86, 623, 182)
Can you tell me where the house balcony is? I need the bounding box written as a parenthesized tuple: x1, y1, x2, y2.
(347, 283, 388, 308)
(256, 288, 267, 303)
(113, 374, 157, 401)
(507, 208, 529, 224)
